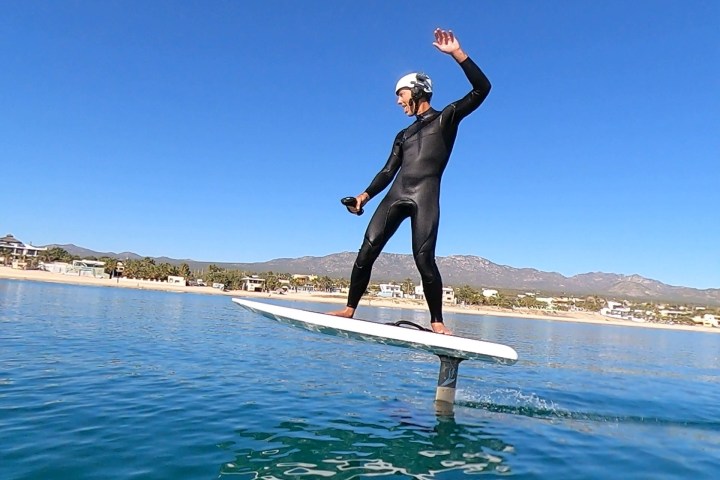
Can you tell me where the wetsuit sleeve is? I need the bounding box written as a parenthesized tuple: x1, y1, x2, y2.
(364, 131, 404, 199)
(448, 56, 491, 121)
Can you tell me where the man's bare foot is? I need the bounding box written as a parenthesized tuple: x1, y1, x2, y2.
(431, 322, 452, 335)
(327, 306, 355, 318)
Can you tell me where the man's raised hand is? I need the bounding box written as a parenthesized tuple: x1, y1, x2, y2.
(433, 28, 468, 63)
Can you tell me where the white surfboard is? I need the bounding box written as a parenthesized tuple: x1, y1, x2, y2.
(232, 298, 518, 364)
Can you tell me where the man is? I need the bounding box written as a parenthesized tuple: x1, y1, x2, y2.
(330, 28, 491, 334)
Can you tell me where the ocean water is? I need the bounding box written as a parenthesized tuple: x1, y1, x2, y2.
(1, 279, 719, 479)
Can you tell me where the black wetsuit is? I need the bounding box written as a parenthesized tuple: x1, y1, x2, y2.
(346, 57, 491, 323)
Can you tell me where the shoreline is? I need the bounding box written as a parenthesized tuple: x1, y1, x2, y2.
(2, 266, 718, 334)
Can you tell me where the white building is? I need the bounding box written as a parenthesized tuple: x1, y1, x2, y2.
(378, 283, 403, 298)
(168, 275, 186, 285)
(413, 285, 456, 304)
(241, 276, 266, 292)
(292, 274, 316, 292)
(40, 259, 108, 278)
(597, 301, 648, 322)
(694, 314, 718, 327)
(601, 301, 637, 320)
(71, 260, 107, 278)
(41, 262, 72, 274)
(0, 233, 47, 268)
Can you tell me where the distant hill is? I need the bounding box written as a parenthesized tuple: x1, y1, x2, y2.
(48, 244, 720, 306)
(50, 244, 146, 262)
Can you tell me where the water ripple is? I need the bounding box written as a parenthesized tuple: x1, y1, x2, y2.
(457, 391, 720, 432)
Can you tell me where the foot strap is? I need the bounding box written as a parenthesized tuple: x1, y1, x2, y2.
(385, 320, 432, 332)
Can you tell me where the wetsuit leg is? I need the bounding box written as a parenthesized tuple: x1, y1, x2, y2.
(410, 202, 444, 323)
(347, 201, 411, 309)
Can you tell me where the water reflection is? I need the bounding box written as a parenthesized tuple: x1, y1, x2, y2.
(220, 414, 514, 478)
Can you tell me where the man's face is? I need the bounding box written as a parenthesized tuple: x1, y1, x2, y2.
(396, 89, 414, 116)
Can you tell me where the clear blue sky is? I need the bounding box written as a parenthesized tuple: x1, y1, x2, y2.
(2, 1, 718, 289)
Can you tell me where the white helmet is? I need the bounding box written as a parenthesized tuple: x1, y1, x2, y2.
(395, 72, 433, 97)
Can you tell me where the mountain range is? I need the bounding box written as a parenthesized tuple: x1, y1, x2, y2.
(50, 244, 720, 306)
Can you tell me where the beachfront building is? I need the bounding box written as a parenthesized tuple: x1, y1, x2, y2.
(40, 259, 108, 278)
(292, 274, 317, 292)
(0, 233, 47, 269)
(168, 275, 186, 285)
(72, 260, 108, 278)
(600, 300, 631, 319)
(693, 314, 718, 328)
(378, 283, 403, 298)
(413, 285, 457, 304)
(599, 300, 650, 321)
(241, 276, 266, 292)
(442, 287, 456, 304)
(40, 262, 72, 274)
(659, 307, 692, 321)
(483, 289, 499, 298)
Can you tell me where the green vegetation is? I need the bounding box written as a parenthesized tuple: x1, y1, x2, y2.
(121, 258, 186, 281)
(203, 265, 247, 290)
(39, 247, 192, 281)
(41, 247, 75, 263)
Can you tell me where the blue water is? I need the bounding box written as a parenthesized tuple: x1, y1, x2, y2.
(1, 279, 719, 479)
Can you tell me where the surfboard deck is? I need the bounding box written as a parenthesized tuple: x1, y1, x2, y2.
(232, 298, 518, 364)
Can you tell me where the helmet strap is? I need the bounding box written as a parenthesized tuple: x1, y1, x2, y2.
(409, 97, 419, 116)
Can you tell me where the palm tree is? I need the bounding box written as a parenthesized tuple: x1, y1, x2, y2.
(264, 272, 280, 291)
(179, 263, 192, 279)
(455, 285, 479, 305)
(401, 278, 415, 297)
(156, 262, 175, 280)
(100, 257, 118, 276)
(496, 292, 514, 309)
(0, 246, 10, 266)
(315, 275, 334, 292)
(40, 246, 73, 263)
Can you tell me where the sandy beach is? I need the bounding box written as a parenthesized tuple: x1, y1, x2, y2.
(2, 266, 717, 334)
